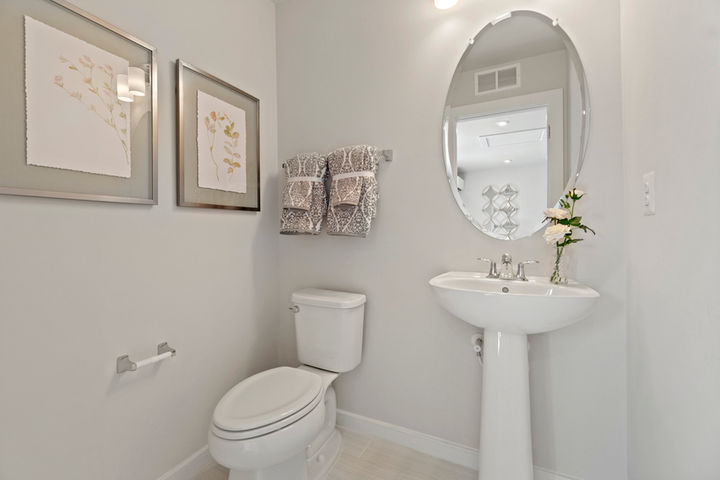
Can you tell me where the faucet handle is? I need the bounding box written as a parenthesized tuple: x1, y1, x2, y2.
(477, 257, 499, 279)
(516, 260, 539, 281)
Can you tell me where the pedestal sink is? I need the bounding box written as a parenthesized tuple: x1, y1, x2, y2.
(429, 271, 599, 480)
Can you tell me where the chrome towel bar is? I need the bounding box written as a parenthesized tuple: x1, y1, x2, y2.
(282, 149, 393, 169)
(116, 342, 176, 374)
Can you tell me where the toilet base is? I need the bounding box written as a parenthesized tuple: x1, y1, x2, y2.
(307, 428, 342, 480)
(226, 429, 342, 480)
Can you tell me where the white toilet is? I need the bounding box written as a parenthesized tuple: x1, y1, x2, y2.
(208, 288, 366, 480)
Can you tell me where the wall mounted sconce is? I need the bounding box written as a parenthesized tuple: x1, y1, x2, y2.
(116, 73, 133, 103)
(128, 66, 145, 97)
(116, 65, 149, 102)
(434, 0, 458, 9)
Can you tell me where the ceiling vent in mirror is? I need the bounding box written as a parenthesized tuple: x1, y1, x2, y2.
(474, 64, 520, 95)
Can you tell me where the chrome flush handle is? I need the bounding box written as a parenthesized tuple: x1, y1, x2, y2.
(477, 258, 499, 278)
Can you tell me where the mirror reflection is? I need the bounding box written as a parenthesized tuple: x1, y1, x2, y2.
(443, 11, 589, 240)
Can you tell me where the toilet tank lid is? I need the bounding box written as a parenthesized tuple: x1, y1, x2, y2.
(292, 288, 366, 309)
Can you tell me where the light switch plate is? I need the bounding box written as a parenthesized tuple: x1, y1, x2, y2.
(642, 171, 656, 215)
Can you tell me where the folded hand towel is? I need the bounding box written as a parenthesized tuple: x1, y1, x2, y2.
(282, 153, 326, 210)
(280, 153, 328, 235)
(326, 145, 379, 237)
(330, 171, 376, 207)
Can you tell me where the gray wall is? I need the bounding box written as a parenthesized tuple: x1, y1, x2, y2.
(0, 1, 279, 478)
(276, 1, 626, 479)
(621, 0, 720, 478)
(449, 49, 568, 107)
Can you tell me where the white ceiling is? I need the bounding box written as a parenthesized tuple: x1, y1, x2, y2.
(456, 107, 548, 172)
(462, 16, 566, 71)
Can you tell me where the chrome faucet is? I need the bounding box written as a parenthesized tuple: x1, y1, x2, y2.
(516, 260, 539, 281)
(478, 254, 538, 281)
(477, 258, 498, 278)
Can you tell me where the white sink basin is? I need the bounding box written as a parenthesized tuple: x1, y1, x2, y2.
(429, 271, 600, 334)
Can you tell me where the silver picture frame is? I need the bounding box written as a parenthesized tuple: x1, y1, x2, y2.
(0, 0, 158, 205)
(176, 59, 261, 211)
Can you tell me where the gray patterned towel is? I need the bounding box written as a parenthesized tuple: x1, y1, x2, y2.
(280, 153, 328, 235)
(282, 153, 325, 210)
(326, 145, 379, 237)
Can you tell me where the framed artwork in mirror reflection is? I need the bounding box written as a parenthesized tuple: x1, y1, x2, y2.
(0, 0, 157, 204)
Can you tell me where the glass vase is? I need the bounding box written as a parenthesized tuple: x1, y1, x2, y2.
(550, 245, 568, 285)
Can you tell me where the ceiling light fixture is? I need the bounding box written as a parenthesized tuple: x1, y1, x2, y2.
(496, 120, 510, 127)
(434, 0, 458, 10)
(503, 159, 513, 164)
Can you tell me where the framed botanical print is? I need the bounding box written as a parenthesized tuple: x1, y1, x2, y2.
(0, 0, 158, 204)
(176, 60, 260, 211)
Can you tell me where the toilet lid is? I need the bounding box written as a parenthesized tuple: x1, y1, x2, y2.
(213, 367, 322, 432)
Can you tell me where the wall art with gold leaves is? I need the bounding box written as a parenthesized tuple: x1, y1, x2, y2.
(177, 60, 260, 211)
(0, 0, 157, 204)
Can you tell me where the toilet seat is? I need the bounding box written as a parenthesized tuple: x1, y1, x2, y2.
(212, 367, 322, 440)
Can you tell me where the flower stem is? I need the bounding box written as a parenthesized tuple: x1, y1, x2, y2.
(551, 244, 565, 284)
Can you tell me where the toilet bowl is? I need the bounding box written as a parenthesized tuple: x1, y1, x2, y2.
(208, 289, 366, 480)
(209, 366, 338, 480)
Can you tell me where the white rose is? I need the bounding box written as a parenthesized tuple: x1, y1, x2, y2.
(543, 224, 572, 244)
(544, 208, 571, 220)
(571, 188, 584, 197)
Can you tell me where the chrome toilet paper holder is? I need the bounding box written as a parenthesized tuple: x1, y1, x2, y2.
(116, 342, 176, 374)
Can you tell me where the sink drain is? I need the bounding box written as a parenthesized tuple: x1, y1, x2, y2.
(502, 286, 510, 293)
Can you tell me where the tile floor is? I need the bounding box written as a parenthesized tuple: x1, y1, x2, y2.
(193, 429, 477, 480)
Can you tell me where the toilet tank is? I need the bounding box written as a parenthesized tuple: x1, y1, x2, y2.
(292, 288, 366, 373)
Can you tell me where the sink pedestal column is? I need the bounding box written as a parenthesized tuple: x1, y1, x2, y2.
(478, 329, 533, 480)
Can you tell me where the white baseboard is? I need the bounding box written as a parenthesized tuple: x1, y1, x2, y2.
(157, 445, 215, 480)
(157, 413, 582, 480)
(336, 409, 478, 469)
(336, 409, 582, 480)
(534, 465, 583, 480)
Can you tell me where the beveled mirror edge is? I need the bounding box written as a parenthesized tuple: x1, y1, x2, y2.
(441, 10, 591, 241)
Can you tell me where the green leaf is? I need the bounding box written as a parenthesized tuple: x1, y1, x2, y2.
(558, 238, 584, 247)
(577, 225, 596, 235)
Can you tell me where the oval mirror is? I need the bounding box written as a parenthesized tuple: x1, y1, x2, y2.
(442, 11, 590, 240)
